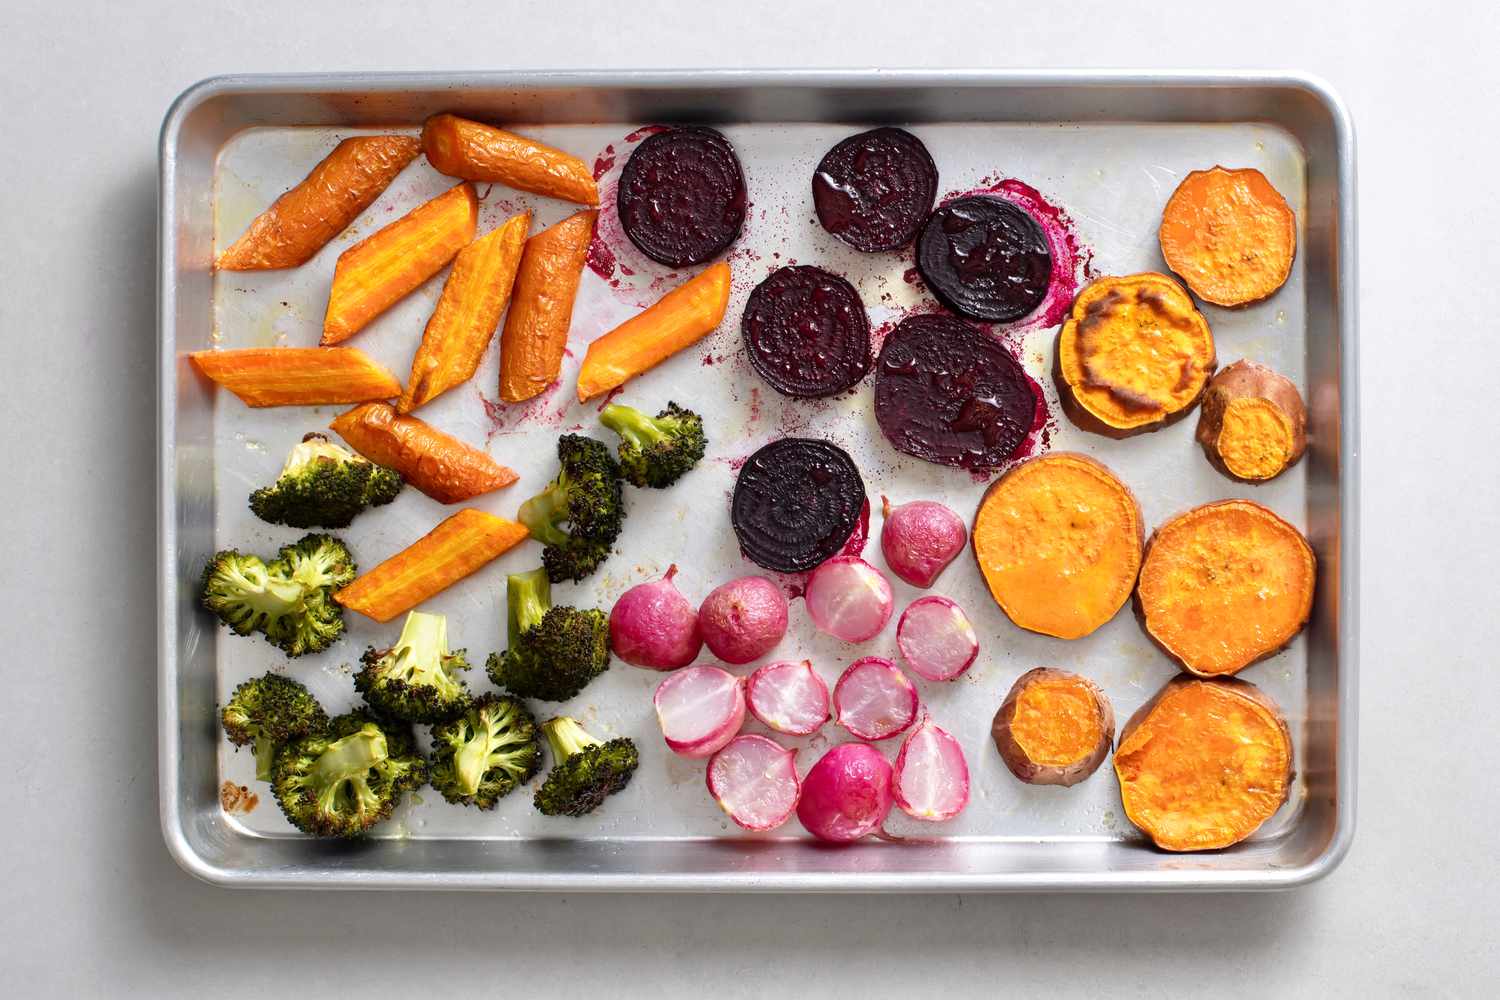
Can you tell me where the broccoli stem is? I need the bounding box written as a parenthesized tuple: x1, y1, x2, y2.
(518, 482, 572, 547)
(542, 716, 601, 763)
(305, 724, 388, 819)
(391, 611, 448, 671)
(506, 568, 551, 646)
(281, 432, 359, 476)
(253, 736, 280, 782)
(600, 403, 668, 450)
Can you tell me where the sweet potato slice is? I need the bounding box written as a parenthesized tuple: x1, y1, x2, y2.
(576, 260, 732, 401)
(216, 135, 421, 271)
(329, 402, 517, 504)
(188, 348, 400, 408)
(334, 508, 530, 622)
(398, 211, 530, 413)
(991, 668, 1114, 787)
(1114, 675, 1292, 851)
(1136, 500, 1315, 676)
(1195, 360, 1307, 482)
(497, 209, 597, 402)
(1055, 273, 1216, 436)
(1160, 166, 1297, 307)
(972, 453, 1143, 640)
(322, 182, 479, 345)
(422, 113, 599, 206)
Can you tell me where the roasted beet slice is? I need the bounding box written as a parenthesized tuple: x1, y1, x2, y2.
(732, 438, 867, 573)
(617, 126, 747, 267)
(916, 196, 1052, 322)
(813, 127, 938, 252)
(874, 314, 1037, 470)
(742, 265, 871, 398)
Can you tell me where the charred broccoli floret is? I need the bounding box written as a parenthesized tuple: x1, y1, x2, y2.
(429, 694, 543, 809)
(249, 432, 403, 529)
(270, 711, 426, 838)
(354, 611, 471, 723)
(486, 567, 610, 701)
(517, 434, 625, 583)
(199, 534, 353, 657)
(599, 401, 706, 488)
(534, 716, 639, 817)
(221, 673, 329, 780)
(274, 533, 357, 592)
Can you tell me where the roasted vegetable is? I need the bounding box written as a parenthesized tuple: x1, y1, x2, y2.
(1159, 165, 1296, 307)
(1194, 360, 1308, 482)
(354, 611, 471, 723)
(270, 710, 427, 838)
(498, 209, 597, 402)
(534, 717, 639, 817)
(487, 567, 610, 701)
(220, 673, 329, 781)
(330, 402, 517, 504)
(188, 347, 401, 408)
(517, 435, 625, 583)
(990, 668, 1115, 787)
(617, 127, 745, 267)
(428, 694, 543, 809)
(599, 401, 706, 488)
(249, 432, 402, 529)
(200, 534, 354, 656)
(422, 114, 599, 206)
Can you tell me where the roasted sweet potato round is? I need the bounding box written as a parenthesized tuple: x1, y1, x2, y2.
(1137, 500, 1315, 677)
(1159, 166, 1296, 307)
(1114, 675, 1292, 852)
(991, 668, 1115, 786)
(1195, 360, 1307, 482)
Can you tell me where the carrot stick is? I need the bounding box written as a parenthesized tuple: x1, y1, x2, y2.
(498, 209, 597, 402)
(216, 135, 421, 271)
(322, 182, 478, 345)
(334, 508, 531, 622)
(188, 347, 401, 408)
(576, 261, 731, 401)
(329, 402, 517, 504)
(422, 114, 598, 206)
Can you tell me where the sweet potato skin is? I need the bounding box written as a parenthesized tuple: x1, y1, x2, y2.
(329, 402, 517, 504)
(497, 209, 597, 403)
(991, 667, 1115, 787)
(1194, 360, 1308, 482)
(188, 347, 401, 407)
(422, 114, 599, 206)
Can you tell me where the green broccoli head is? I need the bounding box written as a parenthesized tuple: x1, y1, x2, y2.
(517, 434, 625, 583)
(200, 540, 351, 657)
(486, 568, 610, 702)
(270, 711, 426, 838)
(429, 694, 543, 810)
(354, 611, 471, 723)
(599, 401, 706, 488)
(273, 533, 357, 592)
(249, 432, 403, 529)
(221, 672, 329, 780)
(534, 716, 639, 817)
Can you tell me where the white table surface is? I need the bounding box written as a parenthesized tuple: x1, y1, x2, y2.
(4, 1, 1497, 995)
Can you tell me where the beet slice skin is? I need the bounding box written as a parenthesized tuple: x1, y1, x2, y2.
(742, 265, 872, 398)
(617, 126, 747, 268)
(813, 127, 938, 253)
(732, 438, 867, 573)
(874, 314, 1037, 470)
(916, 196, 1052, 322)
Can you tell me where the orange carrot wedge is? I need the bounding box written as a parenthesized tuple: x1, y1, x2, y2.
(188, 347, 401, 407)
(216, 135, 421, 271)
(322, 182, 479, 345)
(422, 113, 598, 206)
(498, 209, 598, 402)
(397, 211, 530, 413)
(576, 261, 731, 401)
(335, 508, 531, 622)
(329, 402, 516, 504)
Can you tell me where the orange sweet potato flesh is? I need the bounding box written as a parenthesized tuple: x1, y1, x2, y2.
(1160, 166, 1297, 307)
(188, 348, 401, 408)
(576, 261, 732, 401)
(322, 182, 479, 345)
(216, 135, 420, 271)
(972, 453, 1143, 640)
(991, 668, 1115, 787)
(329, 402, 517, 504)
(1114, 675, 1292, 851)
(1136, 500, 1315, 677)
(1195, 359, 1308, 482)
(422, 114, 598, 206)
(497, 210, 597, 402)
(398, 211, 530, 413)
(334, 508, 531, 622)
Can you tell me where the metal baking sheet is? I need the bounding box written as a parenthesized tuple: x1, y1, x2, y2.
(158, 71, 1357, 890)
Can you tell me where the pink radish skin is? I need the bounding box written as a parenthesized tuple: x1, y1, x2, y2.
(698, 576, 789, 664)
(611, 565, 703, 670)
(833, 657, 919, 741)
(796, 742, 895, 843)
(653, 666, 746, 758)
(746, 660, 830, 736)
(880, 497, 967, 588)
(896, 596, 980, 682)
(893, 717, 971, 821)
(706, 735, 802, 831)
(804, 556, 894, 643)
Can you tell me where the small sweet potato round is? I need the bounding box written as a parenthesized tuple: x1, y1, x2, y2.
(1159, 166, 1296, 307)
(991, 668, 1114, 786)
(1195, 360, 1307, 482)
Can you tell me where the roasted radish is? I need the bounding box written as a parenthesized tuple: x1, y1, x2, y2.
(796, 742, 894, 843)
(895, 596, 979, 682)
(698, 575, 789, 664)
(706, 735, 801, 832)
(880, 497, 967, 588)
(834, 657, 918, 741)
(805, 556, 894, 643)
(653, 666, 746, 758)
(746, 660, 830, 737)
(893, 717, 970, 821)
(610, 566, 703, 670)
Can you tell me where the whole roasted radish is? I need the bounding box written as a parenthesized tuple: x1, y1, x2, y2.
(796, 742, 894, 843)
(698, 575, 789, 664)
(610, 565, 702, 670)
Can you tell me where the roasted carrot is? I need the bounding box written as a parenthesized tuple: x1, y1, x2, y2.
(329, 402, 517, 504)
(334, 508, 531, 622)
(422, 113, 598, 206)
(576, 260, 731, 401)
(216, 135, 421, 271)
(188, 348, 401, 408)
(497, 209, 597, 402)
(322, 182, 479, 345)
(397, 211, 530, 413)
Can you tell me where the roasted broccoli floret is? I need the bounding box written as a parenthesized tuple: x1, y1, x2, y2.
(599, 401, 706, 488)
(270, 711, 426, 838)
(486, 567, 610, 701)
(249, 432, 403, 529)
(221, 673, 329, 780)
(354, 611, 471, 723)
(534, 716, 639, 817)
(199, 534, 353, 657)
(274, 533, 357, 592)
(429, 694, 543, 809)
(517, 434, 625, 583)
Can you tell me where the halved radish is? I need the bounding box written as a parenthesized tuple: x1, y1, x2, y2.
(746, 660, 830, 736)
(706, 734, 801, 831)
(804, 556, 894, 643)
(893, 717, 970, 821)
(653, 665, 746, 758)
(833, 657, 919, 741)
(896, 596, 980, 681)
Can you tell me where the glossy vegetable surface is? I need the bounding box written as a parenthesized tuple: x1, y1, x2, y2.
(329, 402, 517, 504)
(498, 209, 597, 402)
(422, 113, 598, 205)
(189, 348, 401, 408)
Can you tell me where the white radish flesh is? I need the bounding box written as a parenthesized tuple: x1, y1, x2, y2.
(706, 735, 801, 832)
(746, 660, 831, 736)
(893, 717, 970, 821)
(653, 666, 746, 758)
(833, 657, 919, 741)
(896, 596, 980, 681)
(804, 557, 895, 643)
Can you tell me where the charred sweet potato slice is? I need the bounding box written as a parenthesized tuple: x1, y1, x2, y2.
(1159, 166, 1297, 307)
(1195, 360, 1308, 482)
(188, 347, 400, 407)
(329, 402, 517, 504)
(498, 209, 597, 403)
(991, 668, 1114, 786)
(422, 114, 598, 206)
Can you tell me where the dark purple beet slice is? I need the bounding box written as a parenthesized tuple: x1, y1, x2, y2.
(873, 314, 1037, 470)
(617, 126, 747, 267)
(916, 195, 1052, 322)
(742, 265, 872, 398)
(813, 127, 938, 252)
(732, 438, 867, 573)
